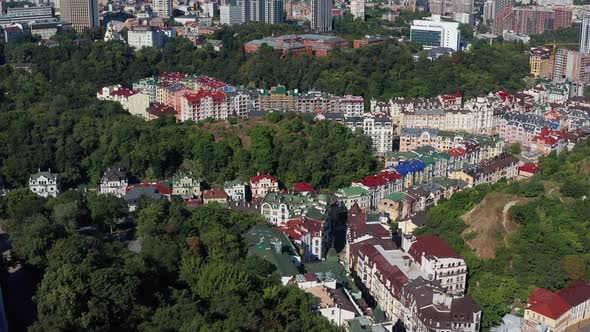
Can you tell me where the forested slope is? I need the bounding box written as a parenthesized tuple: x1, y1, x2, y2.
(416, 140, 590, 328)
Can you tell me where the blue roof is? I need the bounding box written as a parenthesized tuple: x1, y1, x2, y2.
(394, 159, 426, 176)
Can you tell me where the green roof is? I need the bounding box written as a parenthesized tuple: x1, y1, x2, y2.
(224, 179, 245, 188)
(271, 86, 287, 95)
(171, 172, 200, 182)
(383, 192, 407, 202)
(263, 192, 311, 205)
(413, 145, 436, 155)
(339, 186, 369, 197)
(243, 225, 299, 277)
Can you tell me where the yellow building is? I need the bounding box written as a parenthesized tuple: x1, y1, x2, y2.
(530, 47, 553, 78)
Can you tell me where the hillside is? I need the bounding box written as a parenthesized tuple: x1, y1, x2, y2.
(416, 139, 590, 329)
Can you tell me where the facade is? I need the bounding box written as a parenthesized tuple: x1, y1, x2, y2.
(127, 25, 166, 49)
(153, 0, 172, 18)
(220, 4, 244, 25)
(264, 0, 284, 24)
(553, 48, 590, 85)
(224, 180, 247, 201)
(0, 6, 55, 25)
(345, 117, 395, 154)
(277, 216, 326, 261)
(581, 12, 590, 55)
(311, 0, 332, 32)
(29, 169, 61, 198)
(351, 171, 403, 208)
(99, 168, 128, 198)
(171, 172, 202, 198)
(410, 16, 460, 51)
(336, 95, 364, 117)
(180, 90, 230, 122)
(250, 173, 279, 199)
(335, 186, 371, 211)
(305, 287, 357, 326)
(530, 47, 553, 79)
(59, 0, 99, 32)
(203, 188, 229, 204)
(350, 0, 365, 21)
(402, 235, 467, 294)
(493, 7, 572, 36)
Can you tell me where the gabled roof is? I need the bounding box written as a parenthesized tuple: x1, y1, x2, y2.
(518, 163, 538, 174)
(558, 281, 590, 307)
(292, 182, 314, 193)
(251, 173, 278, 183)
(203, 188, 228, 200)
(527, 288, 571, 320)
(408, 236, 462, 262)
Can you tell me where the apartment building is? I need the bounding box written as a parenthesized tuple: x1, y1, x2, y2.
(180, 89, 231, 122)
(351, 171, 403, 208)
(345, 117, 395, 154)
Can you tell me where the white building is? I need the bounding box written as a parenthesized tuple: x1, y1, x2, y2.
(152, 0, 172, 18)
(350, 0, 365, 21)
(127, 25, 166, 49)
(171, 172, 202, 198)
(581, 11, 590, 55)
(96, 85, 150, 117)
(29, 169, 61, 198)
(336, 95, 364, 117)
(99, 168, 128, 198)
(410, 15, 460, 51)
(345, 117, 395, 154)
(224, 180, 247, 201)
(402, 235, 467, 294)
(220, 4, 244, 25)
(228, 88, 259, 118)
(305, 287, 357, 326)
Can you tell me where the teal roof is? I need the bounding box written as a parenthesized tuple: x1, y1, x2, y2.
(243, 225, 299, 277)
(339, 186, 370, 197)
(224, 179, 245, 188)
(383, 192, 406, 202)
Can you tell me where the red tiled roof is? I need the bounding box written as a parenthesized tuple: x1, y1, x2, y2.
(292, 182, 314, 193)
(250, 173, 278, 183)
(110, 88, 139, 98)
(408, 236, 462, 262)
(184, 89, 227, 103)
(303, 272, 318, 282)
(558, 281, 590, 307)
(160, 72, 186, 80)
(203, 188, 228, 200)
(519, 163, 538, 174)
(528, 288, 571, 320)
(357, 171, 401, 188)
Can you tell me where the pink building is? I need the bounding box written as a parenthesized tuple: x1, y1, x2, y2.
(180, 89, 230, 122)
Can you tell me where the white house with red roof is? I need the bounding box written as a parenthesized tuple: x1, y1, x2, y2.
(522, 281, 590, 332)
(97, 85, 150, 118)
(518, 162, 539, 179)
(250, 173, 279, 199)
(351, 171, 402, 208)
(522, 288, 572, 332)
(292, 182, 314, 196)
(402, 235, 467, 294)
(276, 216, 326, 261)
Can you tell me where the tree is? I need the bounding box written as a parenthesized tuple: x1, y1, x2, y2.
(52, 201, 81, 230)
(508, 142, 522, 155)
(9, 214, 65, 269)
(87, 193, 127, 234)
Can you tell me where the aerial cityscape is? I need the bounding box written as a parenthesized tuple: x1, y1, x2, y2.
(0, 0, 590, 330)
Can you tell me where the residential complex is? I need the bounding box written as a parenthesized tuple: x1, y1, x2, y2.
(493, 6, 572, 36)
(311, 0, 332, 32)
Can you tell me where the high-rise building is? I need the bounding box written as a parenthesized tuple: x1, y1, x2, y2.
(410, 16, 460, 51)
(264, 0, 283, 24)
(249, 0, 265, 21)
(152, 0, 172, 17)
(493, 6, 572, 36)
(311, 0, 332, 31)
(351, 0, 365, 20)
(553, 48, 590, 84)
(529, 46, 553, 79)
(482, 0, 494, 25)
(237, 0, 250, 22)
(220, 4, 244, 25)
(580, 12, 590, 54)
(0, 6, 55, 25)
(427, 0, 473, 25)
(59, 0, 99, 32)
(493, 0, 512, 17)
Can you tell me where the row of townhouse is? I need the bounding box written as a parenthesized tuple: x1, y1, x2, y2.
(344, 204, 481, 331)
(521, 282, 590, 332)
(450, 153, 520, 187)
(497, 112, 553, 148)
(398, 127, 504, 159)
